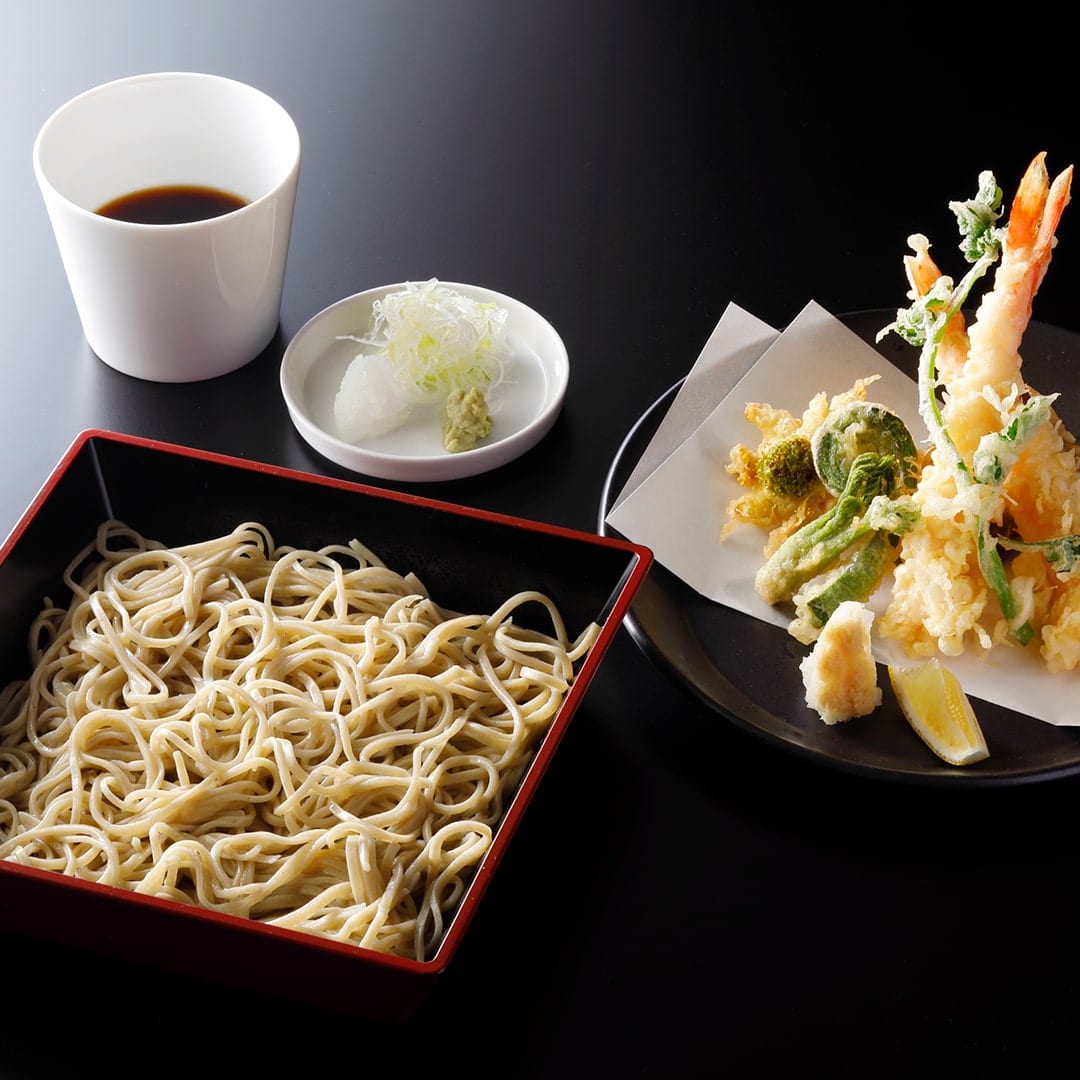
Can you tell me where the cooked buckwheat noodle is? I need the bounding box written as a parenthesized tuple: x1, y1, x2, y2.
(0, 521, 598, 960)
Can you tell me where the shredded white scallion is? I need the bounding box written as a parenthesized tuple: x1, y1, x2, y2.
(333, 279, 510, 444)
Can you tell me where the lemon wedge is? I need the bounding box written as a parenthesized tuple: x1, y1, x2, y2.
(888, 659, 989, 766)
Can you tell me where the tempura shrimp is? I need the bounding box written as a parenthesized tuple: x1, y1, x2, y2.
(901, 155, 1080, 539)
(956, 154, 1080, 545)
(944, 152, 1073, 459)
(881, 153, 1080, 664)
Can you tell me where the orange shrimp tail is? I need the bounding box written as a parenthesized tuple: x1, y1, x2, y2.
(1004, 152, 1073, 313)
(903, 243, 945, 298)
(902, 236, 969, 383)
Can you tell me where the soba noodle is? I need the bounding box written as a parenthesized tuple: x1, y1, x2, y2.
(0, 521, 599, 960)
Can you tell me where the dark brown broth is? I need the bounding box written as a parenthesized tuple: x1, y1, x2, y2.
(96, 184, 248, 225)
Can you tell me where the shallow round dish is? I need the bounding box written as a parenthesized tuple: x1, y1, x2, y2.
(280, 281, 569, 481)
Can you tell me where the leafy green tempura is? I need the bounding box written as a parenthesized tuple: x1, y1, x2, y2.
(753, 396, 920, 641)
(878, 169, 1080, 645)
(948, 170, 1005, 262)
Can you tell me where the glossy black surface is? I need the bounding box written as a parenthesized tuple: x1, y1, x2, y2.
(3, 3, 1079, 1074)
(600, 314, 1080, 786)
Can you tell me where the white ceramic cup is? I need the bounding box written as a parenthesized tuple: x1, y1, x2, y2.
(33, 72, 301, 382)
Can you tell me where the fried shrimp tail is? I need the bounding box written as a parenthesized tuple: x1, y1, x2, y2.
(946, 153, 1074, 456)
(1001, 151, 1073, 321)
(902, 233, 969, 385)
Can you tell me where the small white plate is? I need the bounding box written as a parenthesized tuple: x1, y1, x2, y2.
(280, 281, 569, 482)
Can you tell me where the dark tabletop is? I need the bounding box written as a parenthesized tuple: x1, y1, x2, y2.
(2, 3, 1079, 1075)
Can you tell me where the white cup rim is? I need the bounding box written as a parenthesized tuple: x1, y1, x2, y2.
(33, 71, 301, 228)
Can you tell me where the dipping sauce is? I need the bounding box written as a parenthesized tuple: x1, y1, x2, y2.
(96, 184, 248, 224)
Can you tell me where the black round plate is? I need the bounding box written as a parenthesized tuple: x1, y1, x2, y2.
(598, 310, 1080, 787)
